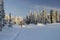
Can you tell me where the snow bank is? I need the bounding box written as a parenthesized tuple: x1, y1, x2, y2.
(37, 23, 44, 26)
(13, 23, 60, 28)
(24, 24, 37, 28)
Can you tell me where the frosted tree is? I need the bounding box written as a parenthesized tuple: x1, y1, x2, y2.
(8, 13, 12, 27)
(0, 0, 5, 31)
(41, 10, 47, 24)
(55, 10, 58, 23)
(50, 10, 53, 23)
(26, 16, 31, 24)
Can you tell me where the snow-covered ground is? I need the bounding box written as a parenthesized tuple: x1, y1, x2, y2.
(0, 23, 60, 40)
(0, 25, 21, 40)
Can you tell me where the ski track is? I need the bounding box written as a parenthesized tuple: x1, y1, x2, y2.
(0, 23, 60, 40)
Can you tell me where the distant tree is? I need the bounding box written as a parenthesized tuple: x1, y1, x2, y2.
(32, 11, 37, 24)
(8, 13, 12, 27)
(34, 20, 37, 24)
(55, 11, 58, 23)
(44, 18, 48, 24)
(50, 10, 53, 23)
(26, 16, 30, 24)
(58, 16, 60, 23)
(42, 10, 47, 24)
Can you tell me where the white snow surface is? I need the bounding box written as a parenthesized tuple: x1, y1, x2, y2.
(0, 23, 60, 40)
(0, 25, 21, 40)
(37, 23, 44, 26)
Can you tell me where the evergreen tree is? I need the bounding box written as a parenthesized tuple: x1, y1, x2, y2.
(50, 10, 53, 23)
(26, 16, 30, 24)
(8, 13, 12, 27)
(32, 11, 37, 24)
(55, 11, 58, 23)
(42, 10, 47, 24)
(0, 0, 5, 31)
(2, 12, 6, 26)
(0, 16, 3, 31)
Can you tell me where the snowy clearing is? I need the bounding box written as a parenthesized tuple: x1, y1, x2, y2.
(0, 23, 60, 40)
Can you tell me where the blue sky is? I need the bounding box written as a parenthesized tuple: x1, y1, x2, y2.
(4, 0, 60, 17)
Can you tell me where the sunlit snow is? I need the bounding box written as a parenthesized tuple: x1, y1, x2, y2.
(0, 23, 60, 40)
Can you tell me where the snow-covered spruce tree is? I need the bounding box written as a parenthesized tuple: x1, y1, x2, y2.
(0, 0, 5, 31)
(8, 13, 12, 27)
(33, 11, 37, 24)
(41, 10, 47, 24)
(26, 16, 31, 24)
(55, 11, 58, 23)
(50, 10, 53, 23)
(0, 15, 3, 31)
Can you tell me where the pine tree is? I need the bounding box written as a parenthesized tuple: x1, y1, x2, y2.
(33, 11, 37, 24)
(8, 13, 12, 27)
(42, 10, 47, 24)
(26, 16, 30, 24)
(0, 0, 5, 31)
(0, 15, 3, 31)
(50, 10, 53, 23)
(55, 11, 58, 23)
